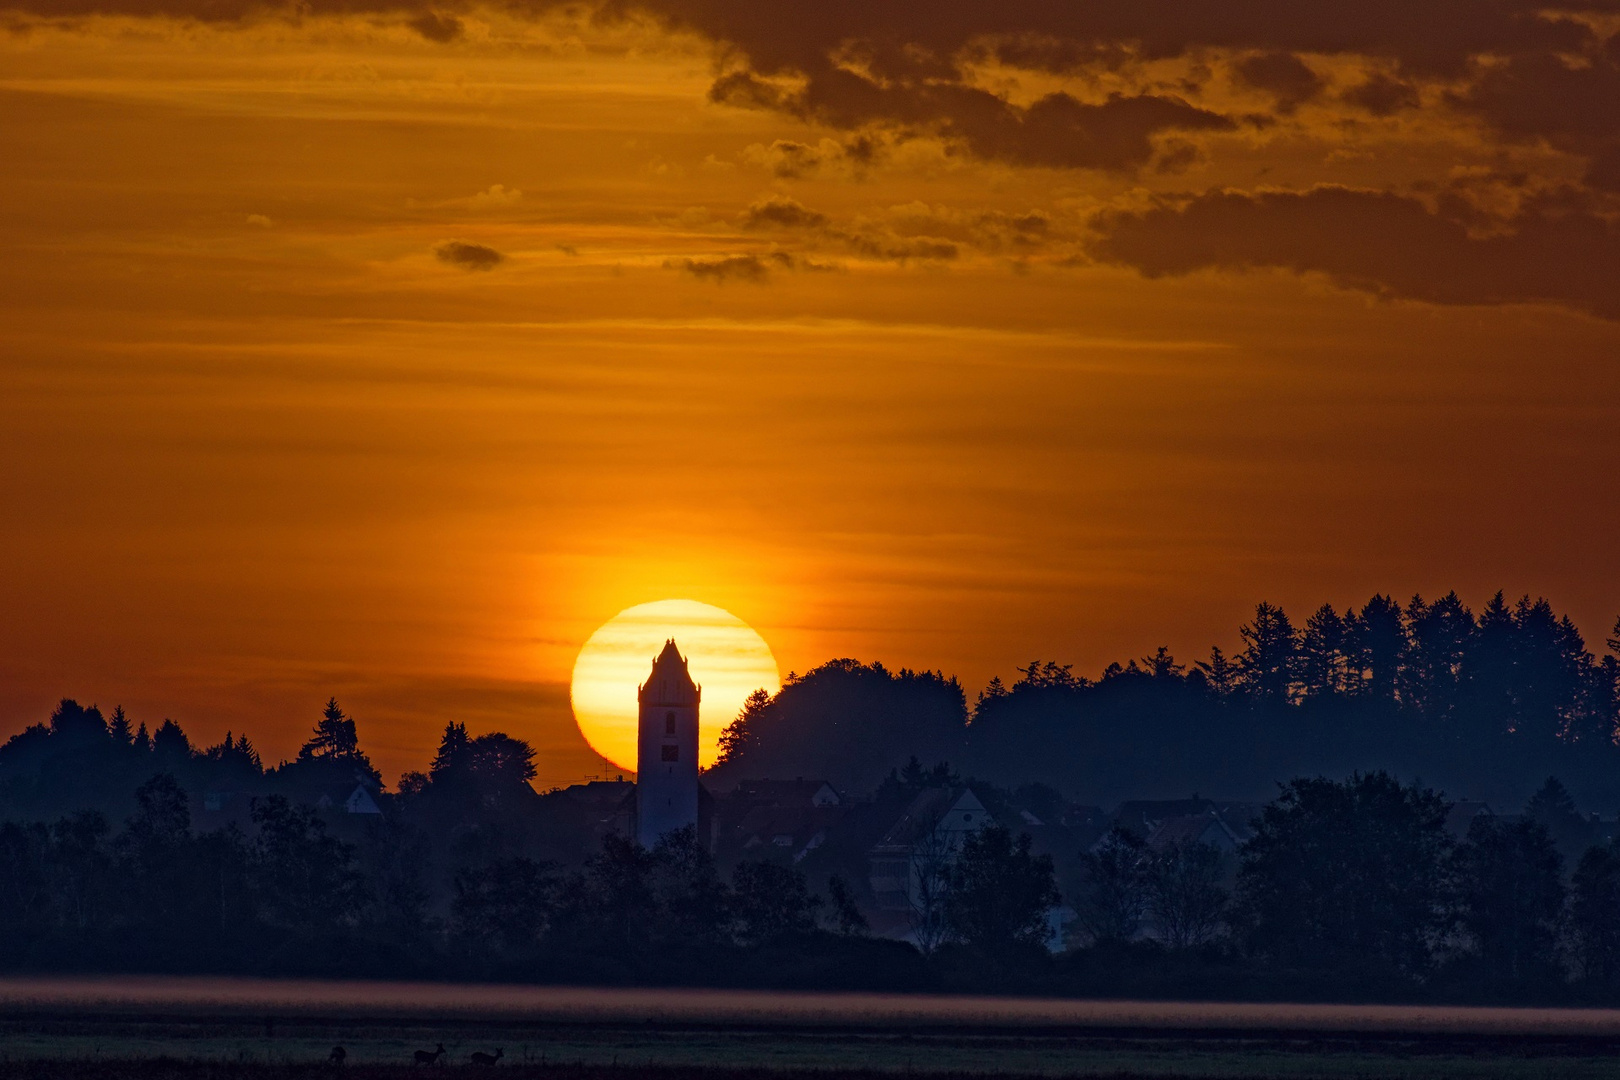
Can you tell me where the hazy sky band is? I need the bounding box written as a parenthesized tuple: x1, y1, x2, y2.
(0, 2, 1615, 786)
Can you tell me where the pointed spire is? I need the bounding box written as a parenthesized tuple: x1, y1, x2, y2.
(640, 638, 699, 705)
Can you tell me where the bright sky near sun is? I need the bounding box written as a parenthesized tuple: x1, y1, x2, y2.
(1, 1, 1619, 787)
(571, 600, 779, 772)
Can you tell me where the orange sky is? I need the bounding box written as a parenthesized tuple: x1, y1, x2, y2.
(2, 2, 1618, 789)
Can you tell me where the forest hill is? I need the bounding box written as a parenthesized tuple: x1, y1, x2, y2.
(708, 591, 1620, 806)
(2, 588, 1620, 1000)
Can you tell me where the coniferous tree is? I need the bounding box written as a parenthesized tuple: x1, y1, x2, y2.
(428, 721, 471, 781)
(974, 676, 1009, 712)
(151, 719, 191, 762)
(1463, 591, 1519, 740)
(1351, 594, 1406, 703)
(1405, 592, 1473, 726)
(299, 698, 360, 761)
(107, 706, 133, 747)
(1236, 603, 1299, 705)
(716, 688, 771, 765)
(1142, 646, 1185, 681)
(1197, 646, 1238, 699)
(1298, 604, 1347, 698)
(1524, 776, 1595, 857)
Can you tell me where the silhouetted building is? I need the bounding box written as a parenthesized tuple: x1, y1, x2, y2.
(719, 778, 845, 862)
(1144, 810, 1240, 852)
(636, 639, 700, 847)
(315, 784, 383, 815)
(1105, 797, 1216, 847)
(867, 787, 991, 929)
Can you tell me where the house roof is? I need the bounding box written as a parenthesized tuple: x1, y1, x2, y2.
(730, 778, 841, 806)
(1212, 802, 1264, 839)
(1112, 798, 1216, 838)
(873, 787, 989, 851)
(315, 783, 383, 815)
(1145, 812, 1238, 850)
(563, 779, 636, 811)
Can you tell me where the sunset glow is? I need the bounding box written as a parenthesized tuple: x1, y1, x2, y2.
(570, 600, 780, 773)
(0, 0, 1616, 789)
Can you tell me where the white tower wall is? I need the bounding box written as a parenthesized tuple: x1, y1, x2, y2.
(636, 639, 700, 847)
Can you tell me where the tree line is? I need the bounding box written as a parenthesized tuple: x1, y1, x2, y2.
(1070, 772, 1620, 1002)
(710, 591, 1620, 805)
(8, 696, 1620, 1000)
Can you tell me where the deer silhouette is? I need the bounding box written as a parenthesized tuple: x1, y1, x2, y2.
(470, 1049, 504, 1066)
(329, 1046, 347, 1066)
(413, 1044, 446, 1065)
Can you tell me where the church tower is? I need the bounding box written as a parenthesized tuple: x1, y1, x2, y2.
(636, 639, 700, 847)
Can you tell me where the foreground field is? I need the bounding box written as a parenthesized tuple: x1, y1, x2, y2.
(5, 978, 1620, 1079)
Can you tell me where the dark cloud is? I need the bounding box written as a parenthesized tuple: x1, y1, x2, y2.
(10, 0, 1619, 184)
(434, 240, 503, 270)
(407, 9, 461, 41)
(1154, 139, 1203, 174)
(725, 65, 1235, 172)
(839, 233, 958, 261)
(742, 195, 829, 229)
(738, 136, 879, 178)
(611, 0, 1598, 81)
(1233, 52, 1322, 111)
(1450, 47, 1620, 187)
(1341, 73, 1421, 115)
(742, 139, 823, 179)
(613, 0, 1612, 175)
(1088, 185, 1620, 319)
(729, 197, 1037, 262)
(964, 91, 1234, 171)
(669, 254, 771, 282)
(708, 71, 787, 111)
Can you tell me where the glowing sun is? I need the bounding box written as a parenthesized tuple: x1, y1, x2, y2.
(570, 599, 780, 772)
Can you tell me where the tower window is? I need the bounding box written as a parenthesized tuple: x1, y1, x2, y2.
(661, 744, 679, 762)
(665, 711, 676, 735)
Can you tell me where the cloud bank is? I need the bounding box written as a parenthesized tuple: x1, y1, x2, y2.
(11, 0, 1620, 317)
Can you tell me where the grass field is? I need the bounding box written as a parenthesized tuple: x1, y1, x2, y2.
(5, 978, 1620, 1079)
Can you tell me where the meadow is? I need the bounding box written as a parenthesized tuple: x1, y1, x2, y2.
(6, 978, 1620, 1079)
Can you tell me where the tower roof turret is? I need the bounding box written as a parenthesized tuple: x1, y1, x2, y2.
(640, 639, 700, 706)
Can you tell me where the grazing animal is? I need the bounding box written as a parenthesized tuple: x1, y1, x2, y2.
(470, 1049, 504, 1066)
(329, 1046, 347, 1066)
(413, 1044, 446, 1065)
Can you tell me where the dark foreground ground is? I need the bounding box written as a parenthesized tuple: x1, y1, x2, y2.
(5, 978, 1620, 1079)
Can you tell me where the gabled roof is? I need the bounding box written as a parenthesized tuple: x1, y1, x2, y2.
(562, 779, 636, 811)
(1145, 812, 1238, 851)
(1112, 798, 1216, 838)
(873, 787, 990, 851)
(640, 639, 699, 706)
(731, 778, 842, 807)
(315, 784, 383, 815)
